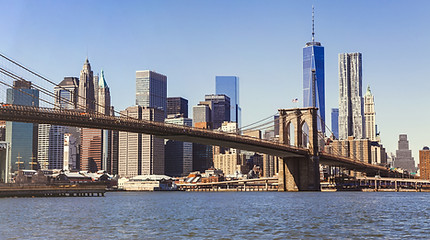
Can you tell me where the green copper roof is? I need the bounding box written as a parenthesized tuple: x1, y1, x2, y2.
(99, 70, 108, 88)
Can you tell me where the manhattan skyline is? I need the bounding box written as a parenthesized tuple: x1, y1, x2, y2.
(1, 0, 429, 161)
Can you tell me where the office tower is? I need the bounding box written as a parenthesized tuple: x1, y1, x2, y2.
(0, 142, 10, 183)
(165, 117, 193, 177)
(192, 103, 213, 172)
(97, 70, 112, 171)
(6, 80, 39, 172)
(338, 53, 364, 140)
(167, 97, 188, 118)
(118, 106, 165, 178)
(216, 76, 241, 126)
(63, 133, 78, 171)
(364, 86, 377, 141)
(136, 70, 167, 113)
(204, 94, 230, 129)
(78, 58, 95, 112)
(420, 147, 430, 179)
(303, 8, 325, 133)
(394, 134, 415, 172)
(331, 108, 339, 139)
(193, 104, 211, 128)
(55, 77, 79, 109)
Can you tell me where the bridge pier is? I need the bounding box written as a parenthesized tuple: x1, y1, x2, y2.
(278, 107, 321, 191)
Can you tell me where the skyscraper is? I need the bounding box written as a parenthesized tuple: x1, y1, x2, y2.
(167, 97, 188, 118)
(164, 117, 193, 177)
(420, 147, 430, 179)
(204, 94, 230, 129)
(97, 70, 112, 171)
(331, 108, 339, 139)
(216, 76, 241, 126)
(303, 8, 325, 132)
(394, 134, 415, 172)
(55, 77, 79, 109)
(6, 80, 39, 172)
(118, 106, 165, 178)
(338, 53, 364, 140)
(78, 58, 95, 112)
(364, 86, 377, 141)
(136, 70, 167, 113)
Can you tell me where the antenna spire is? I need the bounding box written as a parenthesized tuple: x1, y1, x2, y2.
(312, 5, 315, 42)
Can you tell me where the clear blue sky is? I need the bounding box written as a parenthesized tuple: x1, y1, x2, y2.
(1, 0, 429, 163)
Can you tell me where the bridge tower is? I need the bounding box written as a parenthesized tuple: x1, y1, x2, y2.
(278, 107, 320, 191)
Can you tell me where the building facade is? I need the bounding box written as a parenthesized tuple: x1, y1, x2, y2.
(215, 76, 241, 126)
(394, 134, 415, 172)
(164, 117, 193, 177)
(338, 53, 365, 140)
(331, 108, 339, 139)
(118, 106, 165, 178)
(364, 86, 377, 141)
(303, 35, 325, 132)
(167, 97, 188, 118)
(136, 70, 167, 113)
(420, 147, 430, 179)
(78, 58, 95, 112)
(204, 94, 230, 129)
(6, 80, 39, 173)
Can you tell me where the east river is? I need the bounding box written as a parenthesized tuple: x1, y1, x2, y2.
(1, 191, 429, 239)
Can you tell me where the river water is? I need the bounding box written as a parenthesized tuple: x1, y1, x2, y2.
(1, 191, 429, 239)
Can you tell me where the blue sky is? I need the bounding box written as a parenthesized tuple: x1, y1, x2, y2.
(1, 0, 429, 163)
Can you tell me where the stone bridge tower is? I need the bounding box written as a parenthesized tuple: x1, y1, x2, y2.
(278, 107, 320, 191)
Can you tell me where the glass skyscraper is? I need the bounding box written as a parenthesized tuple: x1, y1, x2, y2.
(136, 70, 167, 114)
(6, 80, 39, 172)
(216, 76, 241, 127)
(331, 108, 339, 139)
(303, 9, 325, 133)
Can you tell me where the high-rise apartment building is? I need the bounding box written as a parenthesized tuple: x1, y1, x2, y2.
(216, 76, 241, 126)
(331, 108, 339, 139)
(338, 53, 364, 140)
(165, 117, 193, 177)
(6, 80, 39, 172)
(394, 134, 415, 172)
(167, 97, 188, 118)
(420, 147, 430, 179)
(364, 86, 377, 141)
(303, 8, 325, 133)
(118, 106, 165, 178)
(136, 70, 167, 113)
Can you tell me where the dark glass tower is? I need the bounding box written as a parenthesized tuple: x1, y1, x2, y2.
(303, 8, 325, 133)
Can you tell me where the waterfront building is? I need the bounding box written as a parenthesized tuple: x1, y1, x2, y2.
(118, 106, 165, 178)
(364, 86, 377, 141)
(164, 117, 193, 177)
(331, 108, 339, 139)
(324, 137, 371, 164)
(204, 94, 230, 129)
(78, 58, 95, 112)
(303, 8, 325, 133)
(63, 133, 78, 171)
(167, 97, 188, 118)
(419, 147, 430, 179)
(394, 134, 415, 172)
(263, 155, 278, 177)
(6, 80, 39, 173)
(213, 152, 247, 177)
(136, 70, 167, 113)
(215, 76, 241, 126)
(338, 53, 365, 140)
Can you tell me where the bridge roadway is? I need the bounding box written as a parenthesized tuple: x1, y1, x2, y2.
(0, 105, 395, 176)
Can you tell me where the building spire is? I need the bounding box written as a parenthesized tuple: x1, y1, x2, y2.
(312, 5, 315, 43)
